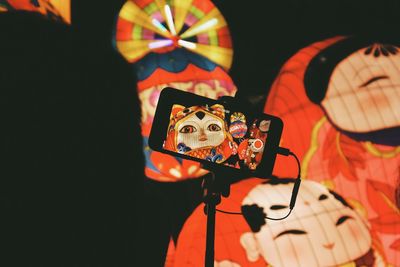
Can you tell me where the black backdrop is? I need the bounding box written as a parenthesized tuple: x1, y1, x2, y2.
(74, 0, 400, 93)
(2, 0, 400, 266)
(73, 0, 400, 105)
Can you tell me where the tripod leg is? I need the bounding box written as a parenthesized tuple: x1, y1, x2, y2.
(205, 202, 216, 267)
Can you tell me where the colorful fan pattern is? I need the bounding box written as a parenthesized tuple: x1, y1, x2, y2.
(115, 0, 233, 69)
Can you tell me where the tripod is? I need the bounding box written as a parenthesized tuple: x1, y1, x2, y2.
(201, 170, 235, 267)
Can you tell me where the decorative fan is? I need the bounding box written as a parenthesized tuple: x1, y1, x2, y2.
(115, 0, 233, 69)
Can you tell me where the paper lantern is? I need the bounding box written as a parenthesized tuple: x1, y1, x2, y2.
(0, 0, 70, 23)
(174, 178, 385, 266)
(114, 0, 236, 182)
(173, 178, 261, 267)
(137, 49, 237, 181)
(115, 0, 233, 69)
(264, 36, 400, 265)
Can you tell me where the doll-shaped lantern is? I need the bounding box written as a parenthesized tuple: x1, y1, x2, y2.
(114, 0, 237, 182)
(264, 36, 400, 265)
(173, 178, 385, 266)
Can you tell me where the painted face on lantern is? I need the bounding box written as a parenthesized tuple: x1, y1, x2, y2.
(322, 44, 400, 133)
(177, 110, 225, 150)
(240, 180, 372, 267)
(164, 104, 235, 162)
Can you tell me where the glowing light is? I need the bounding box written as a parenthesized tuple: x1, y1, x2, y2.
(178, 40, 197, 50)
(164, 5, 177, 35)
(152, 18, 168, 32)
(196, 18, 218, 33)
(180, 18, 219, 38)
(148, 39, 174, 49)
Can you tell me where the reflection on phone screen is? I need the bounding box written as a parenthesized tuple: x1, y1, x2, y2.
(163, 103, 271, 170)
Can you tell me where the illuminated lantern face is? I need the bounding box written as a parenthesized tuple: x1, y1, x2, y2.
(264, 37, 398, 265)
(164, 104, 238, 164)
(241, 180, 372, 267)
(322, 45, 400, 133)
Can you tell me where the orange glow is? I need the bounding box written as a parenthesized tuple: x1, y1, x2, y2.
(0, 0, 70, 24)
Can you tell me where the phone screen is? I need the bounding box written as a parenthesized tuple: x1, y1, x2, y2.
(163, 103, 272, 171)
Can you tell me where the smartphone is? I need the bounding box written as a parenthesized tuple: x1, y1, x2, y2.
(149, 87, 283, 178)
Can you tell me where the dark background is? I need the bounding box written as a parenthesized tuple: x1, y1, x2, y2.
(76, 0, 400, 100)
(2, 0, 399, 266)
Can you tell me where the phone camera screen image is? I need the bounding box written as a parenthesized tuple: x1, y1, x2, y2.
(163, 103, 272, 171)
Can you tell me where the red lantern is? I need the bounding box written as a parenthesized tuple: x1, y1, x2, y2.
(138, 51, 237, 181)
(114, 0, 237, 182)
(174, 36, 399, 266)
(174, 178, 261, 267)
(0, 0, 70, 23)
(175, 178, 385, 266)
(264, 36, 400, 265)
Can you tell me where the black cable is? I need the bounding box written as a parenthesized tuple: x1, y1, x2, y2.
(215, 148, 302, 221)
(288, 151, 301, 210)
(215, 209, 241, 215)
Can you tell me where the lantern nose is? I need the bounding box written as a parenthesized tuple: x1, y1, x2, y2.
(199, 130, 207, 141)
(323, 242, 335, 250)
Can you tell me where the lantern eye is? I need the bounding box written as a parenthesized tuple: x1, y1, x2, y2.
(318, 194, 328, 201)
(336, 215, 353, 226)
(359, 75, 389, 88)
(207, 124, 221, 132)
(270, 204, 288, 210)
(180, 125, 197, 133)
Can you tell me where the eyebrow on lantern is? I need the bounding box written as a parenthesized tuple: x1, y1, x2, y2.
(359, 75, 389, 87)
(274, 229, 307, 239)
(336, 215, 353, 226)
(205, 118, 222, 124)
